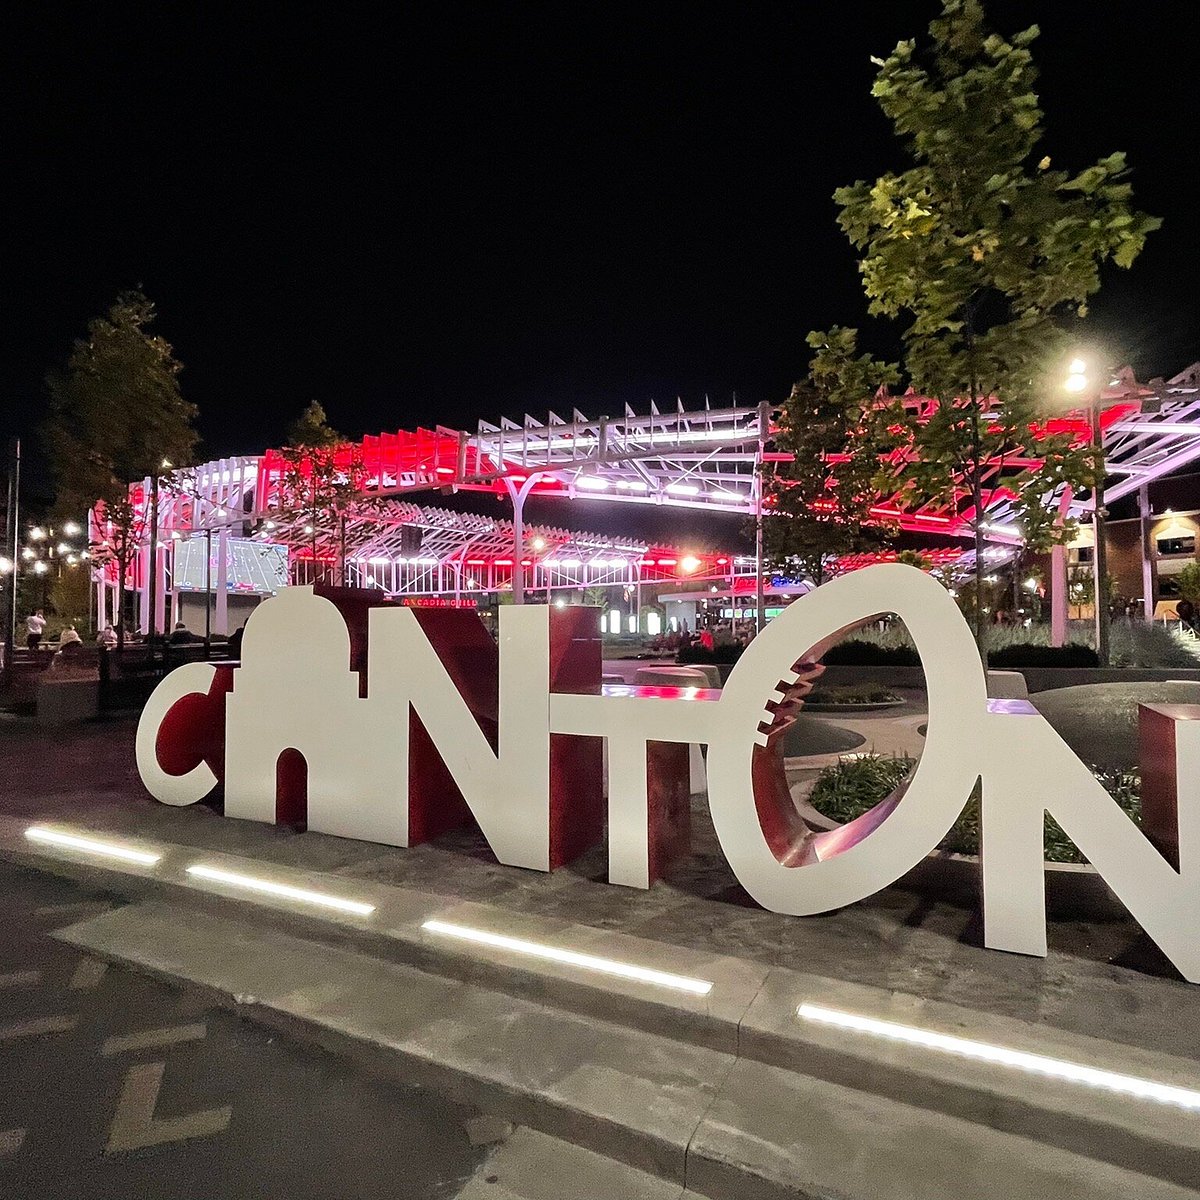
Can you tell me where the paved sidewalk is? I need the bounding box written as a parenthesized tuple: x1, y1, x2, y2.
(1, 714, 1197, 1069)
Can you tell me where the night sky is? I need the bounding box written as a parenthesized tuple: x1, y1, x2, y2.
(4, 2, 1197, 503)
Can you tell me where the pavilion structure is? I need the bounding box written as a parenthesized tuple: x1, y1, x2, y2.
(93, 362, 1200, 640)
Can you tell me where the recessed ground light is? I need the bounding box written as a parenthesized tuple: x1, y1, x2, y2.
(797, 1003, 1200, 1111)
(422, 919, 713, 995)
(25, 827, 161, 867)
(186, 865, 375, 917)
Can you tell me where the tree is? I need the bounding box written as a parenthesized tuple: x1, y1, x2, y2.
(765, 329, 900, 585)
(275, 402, 367, 586)
(287, 400, 341, 449)
(830, 0, 1159, 643)
(44, 291, 198, 646)
(1176, 562, 1200, 606)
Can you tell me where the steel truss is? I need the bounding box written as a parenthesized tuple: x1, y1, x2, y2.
(101, 364, 1200, 622)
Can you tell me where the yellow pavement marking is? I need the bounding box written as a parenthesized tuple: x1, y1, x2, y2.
(0, 970, 40, 989)
(106, 1062, 232, 1154)
(0, 1128, 25, 1156)
(102, 1023, 208, 1057)
(0, 1015, 77, 1041)
(69, 958, 109, 991)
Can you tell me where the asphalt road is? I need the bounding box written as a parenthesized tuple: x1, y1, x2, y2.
(0, 862, 491, 1200)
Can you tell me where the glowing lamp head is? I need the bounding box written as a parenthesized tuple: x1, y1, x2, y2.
(0, 556, 12, 574)
(62, 520, 81, 536)
(1068, 358, 1087, 376)
(680, 555, 702, 573)
(532, 536, 546, 551)
(29, 527, 46, 541)
(33, 560, 48, 575)
(1064, 372, 1089, 394)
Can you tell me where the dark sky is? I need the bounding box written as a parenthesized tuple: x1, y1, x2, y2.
(4, 2, 1197, 498)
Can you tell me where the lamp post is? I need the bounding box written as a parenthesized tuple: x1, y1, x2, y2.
(1065, 357, 1109, 666)
(1, 437, 17, 684)
(21, 520, 86, 614)
(146, 459, 174, 665)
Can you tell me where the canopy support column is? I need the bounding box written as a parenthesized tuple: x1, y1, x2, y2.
(503, 473, 543, 605)
(1140, 484, 1158, 619)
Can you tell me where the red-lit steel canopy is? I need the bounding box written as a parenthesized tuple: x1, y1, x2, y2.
(98, 361, 1200, 620)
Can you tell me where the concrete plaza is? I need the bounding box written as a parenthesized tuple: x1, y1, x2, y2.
(1, 712, 1199, 1197)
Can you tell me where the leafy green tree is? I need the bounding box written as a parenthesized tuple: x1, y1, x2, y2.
(764, 328, 900, 585)
(831, 0, 1159, 641)
(287, 400, 341, 449)
(44, 291, 198, 645)
(1175, 562, 1200, 606)
(275, 402, 366, 586)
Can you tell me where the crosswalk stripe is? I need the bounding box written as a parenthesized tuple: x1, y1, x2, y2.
(0, 970, 40, 990)
(102, 1023, 208, 1057)
(70, 958, 109, 991)
(106, 1062, 232, 1154)
(0, 1015, 77, 1041)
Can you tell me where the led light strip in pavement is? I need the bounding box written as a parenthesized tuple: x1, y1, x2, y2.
(186, 865, 376, 917)
(25, 827, 161, 867)
(422, 919, 713, 995)
(798, 1002, 1200, 1111)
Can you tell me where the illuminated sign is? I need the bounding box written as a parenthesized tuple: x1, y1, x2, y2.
(397, 596, 479, 609)
(136, 564, 1200, 983)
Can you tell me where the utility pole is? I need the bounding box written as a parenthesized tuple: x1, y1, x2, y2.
(2, 438, 19, 686)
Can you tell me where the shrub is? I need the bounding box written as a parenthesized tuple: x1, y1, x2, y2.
(806, 753, 1140, 864)
(677, 642, 743, 665)
(822, 619, 1200, 670)
(820, 640, 920, 666)
(807, 754, 916, 823)
(987, 643, 1098, 668)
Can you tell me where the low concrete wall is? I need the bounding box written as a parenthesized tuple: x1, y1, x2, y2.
(902, 852, 1125, 922)
(36, 677, 100, 725)
(1017, 666, 1200, 692)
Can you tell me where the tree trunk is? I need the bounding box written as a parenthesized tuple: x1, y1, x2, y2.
(972, 502, 986, 652)
(116, 570, 126, 651)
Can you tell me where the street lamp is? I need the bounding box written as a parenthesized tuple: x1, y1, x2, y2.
(145, 460, 177, 663)
(21, 520, 85, 611)
(1064, 355, 1110, 665)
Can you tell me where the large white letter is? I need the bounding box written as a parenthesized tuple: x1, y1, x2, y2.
(367, 603, 553, 870)
(224, 588, 405, 845)
(705, 564, 988, 914)
(980, 705, 1200, 982)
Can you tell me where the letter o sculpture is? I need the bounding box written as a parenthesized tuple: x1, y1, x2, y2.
(706, 563, 990, 915)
